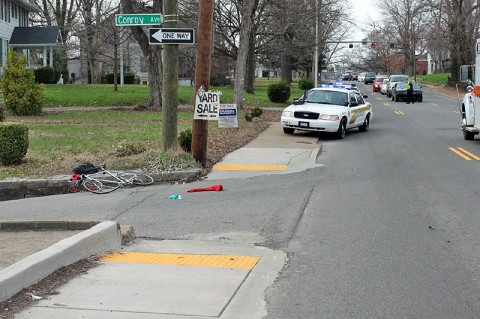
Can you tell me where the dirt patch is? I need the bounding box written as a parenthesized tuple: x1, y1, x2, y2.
(0, 257, 99, 319)
(0, 230, 82, 270)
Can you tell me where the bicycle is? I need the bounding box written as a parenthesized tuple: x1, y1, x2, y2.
(68, 163, 154, 194)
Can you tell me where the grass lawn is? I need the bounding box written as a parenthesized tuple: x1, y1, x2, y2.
(414, 73, 451, 86)
(41, 78, 305, 108)
(0, 78, 294, 179)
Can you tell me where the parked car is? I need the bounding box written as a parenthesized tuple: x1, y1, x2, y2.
(358, 72, 366, 82)
(380, 79, 389, 95)
(391, 81, 423, 102)
(364, 72, 377, 84)
(281, 86, 373, 139)
(373, 75, 389, 92)
(386, 74, 410, 97)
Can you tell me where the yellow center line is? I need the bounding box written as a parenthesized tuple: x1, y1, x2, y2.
(449, 147, 472, 160)
(99, 252, 261, 270)
(456, 147, 480, 160)
(213, 163, 287, 171)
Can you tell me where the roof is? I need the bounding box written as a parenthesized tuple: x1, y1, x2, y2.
(9, 26, 63, 48)
(17, 0, 40, 11)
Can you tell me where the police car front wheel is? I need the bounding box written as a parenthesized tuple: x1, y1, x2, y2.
(359, 115, 370, 132)
(336, 118, 347, 139)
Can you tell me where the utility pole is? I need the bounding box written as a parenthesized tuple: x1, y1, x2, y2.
(191, 0, 213, 166)
(162, 0, 179, 150)
(412, 23, 417, 81)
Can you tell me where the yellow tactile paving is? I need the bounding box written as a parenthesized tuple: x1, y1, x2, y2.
(213, 163, 287, 171)
(99, 252, 261, 270)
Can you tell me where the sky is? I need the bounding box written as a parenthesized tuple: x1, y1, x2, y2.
(350, 0, 382, 41)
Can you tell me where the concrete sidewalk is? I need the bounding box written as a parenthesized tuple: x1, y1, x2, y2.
(1, 122, 318, 318)
(14, 239, 286, 319)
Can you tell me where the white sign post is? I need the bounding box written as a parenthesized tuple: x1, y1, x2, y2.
(218, 104, 238, 128)
(194, 91, 220, 120)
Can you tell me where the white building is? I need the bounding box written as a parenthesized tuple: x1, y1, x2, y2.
(0, 0, 62, 76)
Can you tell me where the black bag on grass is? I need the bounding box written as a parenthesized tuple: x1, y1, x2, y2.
(72, 162, 99, 174)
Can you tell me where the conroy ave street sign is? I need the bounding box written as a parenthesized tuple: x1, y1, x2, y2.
(115, 14, 162, 26)
(149, 28, 195, 45)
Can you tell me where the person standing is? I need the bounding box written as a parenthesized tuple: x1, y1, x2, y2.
(406, 79, 414, 104)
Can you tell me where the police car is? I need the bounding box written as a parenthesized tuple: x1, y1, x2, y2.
(281, 83, 373, 139)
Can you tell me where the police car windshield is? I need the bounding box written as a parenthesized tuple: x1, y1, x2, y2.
(305, 90, 348, 106)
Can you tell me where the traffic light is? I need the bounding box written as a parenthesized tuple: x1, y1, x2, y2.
(370, 43, 376, 49)
(349, 43, 353, 48)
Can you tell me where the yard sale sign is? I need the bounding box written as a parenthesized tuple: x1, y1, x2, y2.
(194, 90, 220, 120)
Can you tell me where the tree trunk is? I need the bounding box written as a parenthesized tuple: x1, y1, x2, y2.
(234, 0, 256, 107)
(281, 51, 292, 84)
(121, 0, 163, 110)
(147, 46, 163, 110)
(245, 30, 256, 94)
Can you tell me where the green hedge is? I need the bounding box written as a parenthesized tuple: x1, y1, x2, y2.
(103, 72, 137, 84)
(0, 123, 29, 165)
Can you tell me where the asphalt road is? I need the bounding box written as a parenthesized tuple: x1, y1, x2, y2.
(265, 83, 480, 318)
(2, 83, 480, 318)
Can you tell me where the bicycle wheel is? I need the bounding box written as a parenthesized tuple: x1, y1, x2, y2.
(119, 172, 155, 186)
(83, 175, 120, 194)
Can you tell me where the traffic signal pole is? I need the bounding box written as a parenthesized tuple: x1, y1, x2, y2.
(191, 0, 214, 166)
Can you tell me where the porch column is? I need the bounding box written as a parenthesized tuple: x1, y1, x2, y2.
(49, 47, 53, 67)
(43, 47, 47, 66)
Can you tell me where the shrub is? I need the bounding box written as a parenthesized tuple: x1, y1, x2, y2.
(178, 129, 192, 152)
(267, 81, 291, 103)
(0, 123, 29, 165)
(34, 66, 56, 84)
(210, 74, 232, 86)
(104, 72, 137, 84)
(0, 102, 4, 122)
(298, 78, 315, 90)
(1, 50, 44, 115)
(250, 106, 263, 117)
(245, 106, 263, 122)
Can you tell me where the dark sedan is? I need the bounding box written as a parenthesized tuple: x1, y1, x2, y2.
(391, 82, 423, 102)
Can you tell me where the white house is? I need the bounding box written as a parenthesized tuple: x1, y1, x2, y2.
(0, 0, 62, 76)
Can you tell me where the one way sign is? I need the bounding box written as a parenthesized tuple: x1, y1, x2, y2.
(149, 28, 195, 45)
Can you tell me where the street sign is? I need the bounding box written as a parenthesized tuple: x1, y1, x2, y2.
(115, 14, 162, 26)
(149, 28, 195, 45)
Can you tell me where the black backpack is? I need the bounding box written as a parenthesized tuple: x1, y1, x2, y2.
(72, 162, 99, 174)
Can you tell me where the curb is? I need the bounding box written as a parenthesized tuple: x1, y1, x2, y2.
(0, 169, 203, 202)
(0, 220, 123, 303)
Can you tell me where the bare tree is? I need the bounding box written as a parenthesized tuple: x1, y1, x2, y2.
(75, 0, 118, 83)
(121, 0, 163, 110)
(379, 0, 430, 76)
(233, 0, 256, 107)
(442, 0, 480, 82)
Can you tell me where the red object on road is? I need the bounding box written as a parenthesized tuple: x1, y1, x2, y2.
(187, 184, 223, 192)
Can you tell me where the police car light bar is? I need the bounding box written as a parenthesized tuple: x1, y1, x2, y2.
(318, 82, 353, 90)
